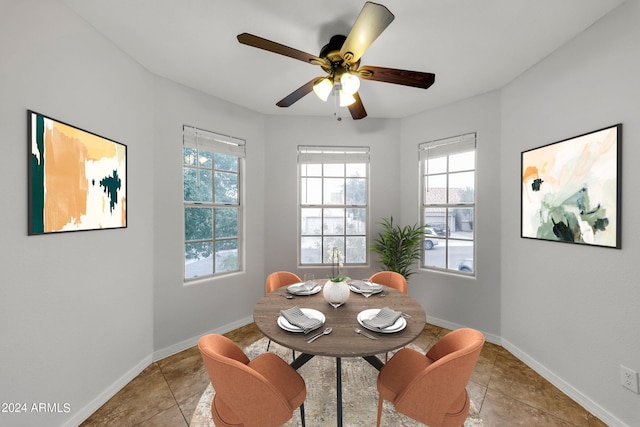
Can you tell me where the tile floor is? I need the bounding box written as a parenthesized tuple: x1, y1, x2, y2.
(80, 323, 608, 426)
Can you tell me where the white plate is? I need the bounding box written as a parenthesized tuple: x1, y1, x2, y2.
(287, 282, 322, 295)
(278, 308, 326, 333)
(357, 308, 406, 333)
(349, 281, 383, 295)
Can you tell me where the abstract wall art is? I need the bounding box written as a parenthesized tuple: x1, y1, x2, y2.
(521, 124, 621, 249)
(28, 110, 127, 235)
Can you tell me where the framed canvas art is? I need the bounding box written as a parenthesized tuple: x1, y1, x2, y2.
(28, 110, 127, 235)
(521, 124, 621, 248)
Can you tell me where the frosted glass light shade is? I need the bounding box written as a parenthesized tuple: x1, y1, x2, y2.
(340, 73, 360, 95)
(339, 90, 356, 107)
(313, 78, 333, 102)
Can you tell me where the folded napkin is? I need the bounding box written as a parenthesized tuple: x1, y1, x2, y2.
(280, 306, 323, 334)
(350, 280, 383, 292)
(362, 307, 403, 331)
(288, 281, 319, 294)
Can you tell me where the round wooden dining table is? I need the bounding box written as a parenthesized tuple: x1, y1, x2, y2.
(253, 283, 426, 427)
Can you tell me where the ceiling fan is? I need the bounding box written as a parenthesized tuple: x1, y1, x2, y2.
(237, 1, 435, 120)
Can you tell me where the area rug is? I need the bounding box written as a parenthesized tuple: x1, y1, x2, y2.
(191, 338, 484, 427)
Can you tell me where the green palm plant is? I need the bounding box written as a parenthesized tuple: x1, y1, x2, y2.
(370, 217, 426, 280)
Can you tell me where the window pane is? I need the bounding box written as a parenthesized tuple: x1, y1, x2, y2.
(323, 178, 344, 204)
(424, 207, 450, 237)
(323, 237, 344, 262)
(185, 242, 213, 278)
(346, 208, 366, 235)
(449, 151, 474, 172)
(449, 171, 474, 203)
(215, 153, 237, 172)
(424, 174, 446, 204)
(184, 169, 212, 202)
(448, 240, 474, 273)
(346, 178, 366, 205)
(323, 208, 344, 235)
(301, 208, 322, 235)
(301, 236, 322, 263)
(301, 177, 322, 205)
(451, 207, 474, 238)
(346, 163, 366, 177)
(324, 163, 343, 177)
(216, 239, 238, 273)
(184, 147, 197, 166)
(346, 236, 366, 263)
(214, 171, 238, 204)
(424, 231, 445, 268)
(215, 207, 237, 239)
(185, 207, 212, 241)
(426, 156, 446, 174)
(198, 151, 213, 168)
(302, 163, 322, 177)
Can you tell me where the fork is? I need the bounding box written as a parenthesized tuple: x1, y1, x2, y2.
(354, 328, 378, 340)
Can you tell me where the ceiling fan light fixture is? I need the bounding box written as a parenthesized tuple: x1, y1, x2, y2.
(340, 72, 360, 95)
(313, 77, 334, 102)
(339, 90, 356, 107)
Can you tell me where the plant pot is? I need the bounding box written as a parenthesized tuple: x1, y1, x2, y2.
(323, 280, 350, 308)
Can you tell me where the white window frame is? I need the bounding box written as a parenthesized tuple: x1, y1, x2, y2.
(298, 145, 370, 267)
(183, 125, 245, 281)
(419, 132, 476, 275)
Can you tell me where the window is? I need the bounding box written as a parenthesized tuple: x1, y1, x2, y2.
(298, 146, 369, 267)
(419, 133, 476, 274)
(183, 126, 245, 280)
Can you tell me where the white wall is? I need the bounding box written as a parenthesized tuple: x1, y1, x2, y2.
(399, 91, 503, 341)
(2, 0, 639, 426)
(152, 77, 267, 356)
(0, 1, 154, 426)
(500, 1, 640, 425)
(263, 115, 402, 280)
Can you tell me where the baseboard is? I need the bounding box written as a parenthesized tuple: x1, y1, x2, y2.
(68, 315, 253, 427)
(426, 315, 502, 345)
(64, 353, 152, 427)
(502, 338, 629, 427)
(152, 315, 254, 361)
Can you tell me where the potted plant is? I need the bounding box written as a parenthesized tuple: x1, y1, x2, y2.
(323, 246, 350, 308)
(370, 216, 426, 280)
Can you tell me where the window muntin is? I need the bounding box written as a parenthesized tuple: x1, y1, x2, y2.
(299, 146, 369, 266)
(420, 133, 476, 274)
(183, 126, 244, 280)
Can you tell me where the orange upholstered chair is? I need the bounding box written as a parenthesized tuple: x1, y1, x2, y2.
(376, 328, 485, 427)
(198, 334, 307, 427)
(266, 271, 302, 294)
(369, 271, 408, 294)
(265, 271, 303, 354)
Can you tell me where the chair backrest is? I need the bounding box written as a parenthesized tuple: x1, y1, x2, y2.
(265, 271, 302, 294)
(369, 271, 408, 293)
(198, 334, 295, 427)
(395, 328, 484, 427)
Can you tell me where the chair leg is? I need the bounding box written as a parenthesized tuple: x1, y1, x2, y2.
(376, 395, 383, 427)
(299, 403, 305, 427)
(266, 339, 271, 351)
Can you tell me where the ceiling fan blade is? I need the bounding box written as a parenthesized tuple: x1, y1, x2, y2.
(340, 2, 394, 64)
(276, 78, 321, 107)
(358, 66, 435, 89)
(238, 33, 329, 67)
(348, 92, 367, 120)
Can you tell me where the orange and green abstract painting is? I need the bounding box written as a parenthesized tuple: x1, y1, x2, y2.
(28, 111, 127, 234)
(521, 124, 621, 248)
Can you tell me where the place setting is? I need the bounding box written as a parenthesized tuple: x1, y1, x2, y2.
(285, 273, 321, 296)
(277, 306, 326, 335)
(356, 306, 408, 336)
(348, 279, 384, 298)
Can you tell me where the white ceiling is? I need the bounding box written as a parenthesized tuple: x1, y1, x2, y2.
(62, 0, 625, 119)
